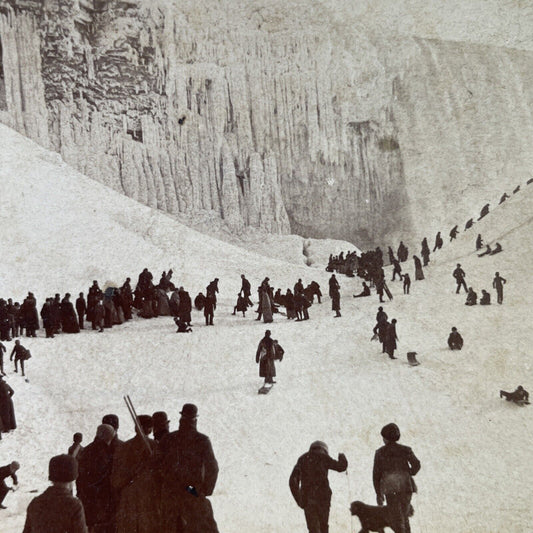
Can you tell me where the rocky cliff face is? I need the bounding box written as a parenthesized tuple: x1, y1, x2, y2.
(1, 0, 532, 248)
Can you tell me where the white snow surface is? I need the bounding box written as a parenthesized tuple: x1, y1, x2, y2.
(1, 124, 533, 532)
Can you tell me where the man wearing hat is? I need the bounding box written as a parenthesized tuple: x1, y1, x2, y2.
(373, 423, 421, 533)
(22, 454, 88, 532)
(289, 441, 347, 533)
(112, 415, 160, 533)
(77, 424, 116, 533)
(102, 414, 123, 454)
(159, 403, 219, 533)
(152, 411, 170, 442)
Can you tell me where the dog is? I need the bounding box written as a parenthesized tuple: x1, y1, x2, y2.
(350, 500, 414, 532)
(350, 501, 393, 533)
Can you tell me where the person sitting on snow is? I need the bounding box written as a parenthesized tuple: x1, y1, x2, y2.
(500, 386, 529, 405)
(447, 327, 463, 350)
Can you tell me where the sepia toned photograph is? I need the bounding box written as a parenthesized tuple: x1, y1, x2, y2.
(1, 1, 532, 531)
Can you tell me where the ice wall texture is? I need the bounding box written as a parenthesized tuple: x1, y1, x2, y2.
(1, 0, 532, 247)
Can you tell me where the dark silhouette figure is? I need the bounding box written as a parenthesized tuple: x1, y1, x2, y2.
(256, 330, 276, 385)
(432, 232, 443, 251)
(68, 433, 84, 459)
(492, 272, 507, 304)
(500, 386, 529, 405)
(480, 290, 491, 305)
(499, 193, 510, 204)
(353, 283, 371, 298)
(453, 264, 467, 294)
(373, 424, 420, 533)
(289, 441, 347, 533)
(490, 242, 503, 255)
(391, 259, 402, 281)
(465, 287, 478, 306)
(449, 225, 459, 241)
(384, 319, 398, 359)
(413, 256, 424, 281)
(475, 234, 483, 250)
(513, 185, 520, 194)
(448, 327, 463, 350)
(75, 293, 86, 330)
(465, 218, 474, 230)
(397, 241, 408, 262)
(402, 274, 411, 294)
(478, 204, 489, 220)
(10, 340, 29, 376)
(478, 244, 492, 257)
(0, 461, 19, 509)
(421, 238, 430, 266)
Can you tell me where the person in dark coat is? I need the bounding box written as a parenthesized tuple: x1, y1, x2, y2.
(328, 274, 339, 298)
(206, 279, 219, 310)
(77, 424, 116, 533)
(294, 291, 304, 321)
(309, 281, 322, 303)
(101, 414, 124, 456)
(40, 298, 54, 338)
(480, 290, 491, 305)
(159, 404, 219, 533)
(384, 319, 398, 359)
(391, 259, 402, 281)
(447, 327, 463, 350)
(0, 341, 6, 376)
(373, 307, 388, 352)
(465, 218, 474, 230)
(51, 294, 62, 335)
(23, 454, 87, 533)
(120, 279, 133, 320)
(331, 284, 341, 318)
(111, 415, 160, 533)
(500, 386, 529, 404)
(0, 300, 11, 342)
(402, 273, 411, 294)
(387, 247, 396, 265)
(294, 278, 305, 295)
(240, 275, 253, 306)
(432, 231, 443, 251)
(152, 412, 170, 443)
(289, 441, 347, 533)
(87, 281, 103, 323)
(194, 293, 206, 311)
(93, 300, 105, 332)
(453, 264, 468, 294)
(353, 282, 371, 298)
(232, 294, 247, 317)
(0, 461, 19, 509)
(475, 234, 483, 250)
(12, 302, 21, 339)
(465, 287, 478, 306)
(76, 293, 87, 330)
(397, 241, 408, 262)
(256, 330, 276, 385)
(170, 289, 180, 317)
(373, 424, 420, 533)
(449, 225, 459, 241)
(68, 433, 84, 459)
(499, 192, 510, 204)
(22, 293, 39, 337)
(478, 244, 492, 257)
(285, 289, 296, 319)
(490, 242, 503, 255)
(478, 203, 489, 220)
(492, 272, 507, 304)
(0, 376, 16, 431)
(420, 238, 430, 266)
(203, 294, 215, 326)
(61, 294, 80, 333)
(10, 339, 29, 376)
(177, 288, 192, 326)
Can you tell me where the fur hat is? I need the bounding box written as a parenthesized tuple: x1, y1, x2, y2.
(137, 415, 153, 433)
(381, 423, 401, 442)
(180, 404, 198, 419)
(96, 424, 116, 443)
(310, 441, 329, 454)
(49, 454, 78, 482)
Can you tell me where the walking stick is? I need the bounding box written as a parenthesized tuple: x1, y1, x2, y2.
(123, 395, 153, 456)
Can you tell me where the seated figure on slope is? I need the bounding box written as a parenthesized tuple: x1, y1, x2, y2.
(447, 327, 463, 350)
(479, 290, 491, 305)
(500, 386, 529, 405)
(465, 288, 477, 306)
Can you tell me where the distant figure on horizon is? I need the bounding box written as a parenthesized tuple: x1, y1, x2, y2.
(493, 272, 507, 304)
(397, 241, 408, 262)
(453, 264, 468, 294)
(449, 225, 459, 241)
(499, 192, 510, 204)
(432, 232, 443, 251)
(480, 290, 491, 305)
(447, 327, 463, 350)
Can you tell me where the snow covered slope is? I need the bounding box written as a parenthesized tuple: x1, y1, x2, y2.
(1, 124, 533, 532)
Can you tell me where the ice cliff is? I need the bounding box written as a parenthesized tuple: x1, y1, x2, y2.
(1, 0, 533, 248)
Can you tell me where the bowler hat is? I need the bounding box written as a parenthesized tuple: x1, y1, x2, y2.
(49, 454, 78, 482)
(180, 403, 198, 419)
(137, 414, 153, 433)
(381, 423, 401, 442)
